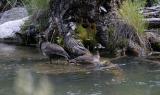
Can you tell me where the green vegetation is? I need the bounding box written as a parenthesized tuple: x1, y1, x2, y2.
(76, 24, 97, 48)
(105, 25, 128, 54)
(21, 10, 49, 32)
(118, 0, 147, 34)
(21, 0, 49, 14)
(5, 0, 50, 14)
(76, 24, 88, 41)
(153, 0, 160, 4)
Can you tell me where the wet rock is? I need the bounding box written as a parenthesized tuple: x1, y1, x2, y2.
(145, 18, 160, 29)
(146, 32, 160, 43)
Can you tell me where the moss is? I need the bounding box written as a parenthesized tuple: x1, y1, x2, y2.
(76, 24, 88, 41)
(75, 23, 97, 50)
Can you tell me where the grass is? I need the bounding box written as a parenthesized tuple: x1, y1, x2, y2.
(118, 0, 147, 34)
(22, 0, 50, 14)
(75, 23, 97, 50)
(76, 24, 88, 41)
(117, 0, 150, 54)
(76, 24, 97, 47)
(153, 0, 160, 4)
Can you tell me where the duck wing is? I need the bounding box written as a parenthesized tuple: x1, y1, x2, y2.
(45, 43, 70, 59)
(64, 37, 90, 56)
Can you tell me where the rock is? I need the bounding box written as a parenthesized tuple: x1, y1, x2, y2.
(146, 32, 160, 51)
(0, 17, 29, 38)
(146, 32, 160, 43)
(143, 10, 160, 18)
(0, 7, 28, 24)
(125, 40, 146, 57)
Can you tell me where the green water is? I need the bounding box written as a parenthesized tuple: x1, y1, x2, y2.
(0, 43, 160, 95)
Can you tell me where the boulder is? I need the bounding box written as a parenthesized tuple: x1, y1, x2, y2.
(0, 7, 28, 24)
(0, 17, 29, 38)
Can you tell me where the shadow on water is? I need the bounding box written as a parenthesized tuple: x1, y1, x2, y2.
(0, 43, 160, 95)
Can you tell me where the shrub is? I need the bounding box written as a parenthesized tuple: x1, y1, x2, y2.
(76, 24, 97, 50)
(76, 24, 88, 41)
(22, 0, 50, 14)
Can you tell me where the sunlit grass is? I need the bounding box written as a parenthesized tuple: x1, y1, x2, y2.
(118, 0, 147, 34)
(76, 24, 97, 47)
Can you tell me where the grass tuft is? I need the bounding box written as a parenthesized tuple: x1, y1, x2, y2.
(118, 0, 147, 34)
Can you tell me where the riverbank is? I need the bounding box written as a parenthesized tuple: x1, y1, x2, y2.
(0, 43, 160, 95)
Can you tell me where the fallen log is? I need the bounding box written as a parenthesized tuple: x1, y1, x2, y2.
(143, 10, 160, 18)
(144, 29, 159, 33)
(144, 5, 160, 11)
(145, 18, 160, 28)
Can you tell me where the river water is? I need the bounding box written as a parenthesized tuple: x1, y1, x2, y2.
(0, 43, 160, 95)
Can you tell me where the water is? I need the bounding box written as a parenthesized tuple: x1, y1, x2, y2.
(0, 43, 160, 95)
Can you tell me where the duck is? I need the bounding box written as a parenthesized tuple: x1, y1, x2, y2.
(38, 34, 70, 64)
(69, 51, 100, 65)
(64, 31, 90, 58)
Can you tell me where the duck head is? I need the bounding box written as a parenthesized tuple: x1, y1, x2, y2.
(36, 33, 48, 46)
